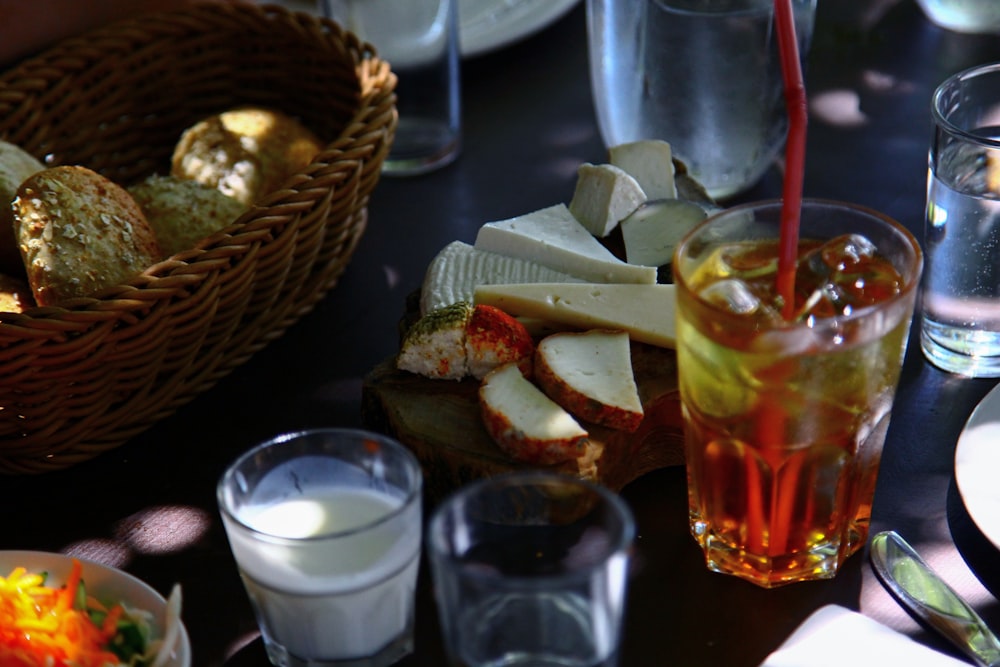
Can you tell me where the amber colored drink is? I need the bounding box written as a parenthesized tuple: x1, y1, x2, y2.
(673, 200, 922, 588)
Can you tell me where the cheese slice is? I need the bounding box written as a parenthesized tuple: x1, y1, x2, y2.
(474, 282, 677, 348)
(474, 204, 657, 284)
(420, 240, 582, 315)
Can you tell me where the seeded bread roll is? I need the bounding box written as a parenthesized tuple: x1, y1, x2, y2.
(0, 273, 34, 312)
(14, 166, 162, 306)
(0, 141, 45, 277)
(170, 107, 324, 205)
(128, 174, 247, 257)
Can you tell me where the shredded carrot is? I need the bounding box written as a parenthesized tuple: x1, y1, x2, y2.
(0, 559, 127, 667)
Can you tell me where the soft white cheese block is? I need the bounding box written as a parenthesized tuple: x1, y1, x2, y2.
(474, 282, 677, 348)
(620, 198, 708, 268)
(568, 163, 647, 238)
(420, 240, 582, 315)
(609, 140, 677, 200)
(474, 204, 657, 285)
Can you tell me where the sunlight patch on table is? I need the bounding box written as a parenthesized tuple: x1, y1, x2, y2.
(810, 89, 868, 128)
(114, 505, 212, 555)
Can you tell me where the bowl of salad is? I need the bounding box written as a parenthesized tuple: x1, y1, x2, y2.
(0, 550, 189, 667)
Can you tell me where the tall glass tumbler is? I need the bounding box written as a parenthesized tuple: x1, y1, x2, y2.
(218, 428, 423, 667)
(921, 62, 1000, 377)
(674, 200, 922, 587)
(586, 0, 816, 200)
(428, 472, 634, 667)
(320, 0, 461, 176)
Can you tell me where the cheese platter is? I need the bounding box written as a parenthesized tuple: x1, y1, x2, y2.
(361, 141, 713, 499)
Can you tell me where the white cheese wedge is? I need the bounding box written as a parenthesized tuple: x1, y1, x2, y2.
(568, 163, 647, 237)
(474, 282, 677, 348)
(479, 362, 589, 465)
(535, 330, 644, 432)
(474, 204, 657, 285)
(620, 198, 708, 268)
(420, 240, 583, 315)
(609, 140, 677, 200)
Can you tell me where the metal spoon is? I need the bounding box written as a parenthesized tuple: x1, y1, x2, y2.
(870, 530, 1000, 667)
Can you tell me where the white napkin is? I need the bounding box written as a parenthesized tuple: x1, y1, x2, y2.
(761, 604, 969, 667)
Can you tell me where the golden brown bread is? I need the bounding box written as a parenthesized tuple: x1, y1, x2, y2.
(128, 174, 247, 258)
(14, 165, 162, 306)
(0, 140, 45, 277)
(0, 272, 34, 312)
(170, 107, 324, 205)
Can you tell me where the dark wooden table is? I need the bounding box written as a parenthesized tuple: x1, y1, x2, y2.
(3, 1, 1000, 665)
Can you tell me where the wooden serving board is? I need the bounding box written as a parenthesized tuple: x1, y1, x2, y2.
(361, 343, 686, 500)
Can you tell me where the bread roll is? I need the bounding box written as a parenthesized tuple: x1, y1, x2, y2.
(0, 273, 34, 312)
(171, 107, 324, 205)
(14, 166, 161, 306)
(0, 141, 45, 276)
(128, 174, 247, 257)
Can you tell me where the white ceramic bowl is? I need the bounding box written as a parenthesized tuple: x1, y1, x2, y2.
(0, 550, 191, 667)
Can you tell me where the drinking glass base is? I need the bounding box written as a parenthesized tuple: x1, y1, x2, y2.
(383, 116, 460, 177)
(694, 524, 864, 588)
(921, 324, 1000, 378)
(262, 630, 414, 667)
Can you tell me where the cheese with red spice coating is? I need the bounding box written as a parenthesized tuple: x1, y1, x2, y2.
(465, 304, 534, 379)
(534, 330, 643, 432)
(397, 302, 534, 380)
(479, 363, 589, 465)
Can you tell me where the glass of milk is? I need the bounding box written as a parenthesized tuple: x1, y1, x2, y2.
(428, 471, 635, 667)
(218, 428, 423, 667)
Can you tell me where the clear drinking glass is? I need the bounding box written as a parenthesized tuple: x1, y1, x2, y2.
(921, 62, 1000, 377)
(218, 428, 423, 667)
(673, 199, 922, 587)
(428, 471, 635, 667)
(586, 0, 816, 200)
(319, 0, 461, 176)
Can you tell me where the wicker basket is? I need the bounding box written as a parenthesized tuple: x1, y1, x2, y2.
(0, 2, 397, 473)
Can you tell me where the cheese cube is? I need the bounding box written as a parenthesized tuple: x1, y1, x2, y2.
(568, 163, 646, 237)
(609, 139, 677, 200)
(620, 199, 708, 268)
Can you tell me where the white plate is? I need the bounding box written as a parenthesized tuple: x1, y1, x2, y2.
(955, 383, 1000, 551)
(0, 551, 191, 667)
(268, 0, 580, 58)
(459, 0, 581, 57)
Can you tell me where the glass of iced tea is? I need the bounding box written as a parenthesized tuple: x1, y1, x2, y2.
(672, 199, 922, 587)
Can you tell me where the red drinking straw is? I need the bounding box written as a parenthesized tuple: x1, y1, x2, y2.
(774, 0, 807, 321)
(759, 0, 808, 561)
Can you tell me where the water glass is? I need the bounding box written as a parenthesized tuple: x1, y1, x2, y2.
(319, 0, 461, 176)
(585, 0, 816, 200)
(428, 472, 634, 667)
(921, 63, 1000, 377)
(217, 428, 423, 667)
(916, 0, 1000, 34)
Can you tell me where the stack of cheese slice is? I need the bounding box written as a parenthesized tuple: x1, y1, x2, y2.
(409, 139, 711, 464)
(420, 139, 695, 333)
(480, 330, 644, 465)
